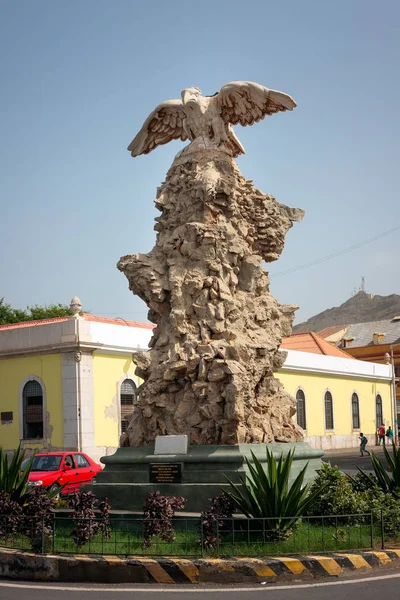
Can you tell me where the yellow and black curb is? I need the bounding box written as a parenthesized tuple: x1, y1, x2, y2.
(1, 547, 400, 584)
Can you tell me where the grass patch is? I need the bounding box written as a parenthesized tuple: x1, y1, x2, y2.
(1, 517, 399, 556)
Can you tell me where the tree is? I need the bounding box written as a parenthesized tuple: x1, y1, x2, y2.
(25, 304, 73, 321)
(0, 298, 18, 324)
(0, 298, 72, 325)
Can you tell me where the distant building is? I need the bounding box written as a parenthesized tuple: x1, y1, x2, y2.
(0, 298, 153, 461)
(317, 325, 350, 344)
(317, 318, 400, 426)
(279, 332, 392, 450)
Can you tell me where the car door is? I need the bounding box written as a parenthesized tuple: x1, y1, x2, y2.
(60, 454, 80, 495)
(73, 453, 93, 486)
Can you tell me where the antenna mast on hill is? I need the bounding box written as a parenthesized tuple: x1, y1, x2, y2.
(351, 277, 365, 296)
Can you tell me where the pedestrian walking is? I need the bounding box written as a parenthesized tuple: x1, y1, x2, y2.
(378, 424, 386, 445)
(386, 426, 393, 445)
(359, 433, 370, 457)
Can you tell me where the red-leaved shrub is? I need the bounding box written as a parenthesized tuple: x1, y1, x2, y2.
(200, 493, 234, 549)
(69, 491, 111, 547)
(0, 491, 22, 540)
(142, 491, 186, 548)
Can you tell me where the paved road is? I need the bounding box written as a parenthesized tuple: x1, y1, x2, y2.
(1, 570, 400, 599)
(0, 446, 393, 600)
(323, 446, 389, 474)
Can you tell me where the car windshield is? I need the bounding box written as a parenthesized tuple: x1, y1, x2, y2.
(22, 455, 63, 472)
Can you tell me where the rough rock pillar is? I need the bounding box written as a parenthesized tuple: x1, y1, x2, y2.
(118, 148, 304, 447)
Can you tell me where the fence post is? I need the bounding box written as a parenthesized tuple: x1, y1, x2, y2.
(380, 508, 385, 550)
(41, 516, 45, 554)
(370, 510, 374, 549)
(200, 517, 204, 558)
(216, 517, 220, 557)
(52, 513, 55, 554)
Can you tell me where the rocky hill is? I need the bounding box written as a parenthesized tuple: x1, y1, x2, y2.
(293, 291, 400, 333)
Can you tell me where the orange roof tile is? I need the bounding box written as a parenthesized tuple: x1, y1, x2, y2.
(0, 317, 70, 330)
(317, 324, 348, 338)
(0, 314, 154, 331)
(281, 332, 355, 359)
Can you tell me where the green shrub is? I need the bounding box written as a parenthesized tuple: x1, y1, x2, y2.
(308, 463, 400, 536)
(357, 486, 400, 536)
(306, 463, 369, 518)
(358, 445, 400, 495)
(0, 445, 35, 504)
(223, 448, 324, 539)
(348, 471, 379, 493)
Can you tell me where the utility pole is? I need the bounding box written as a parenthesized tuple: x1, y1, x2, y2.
(390, 344, 399, 444)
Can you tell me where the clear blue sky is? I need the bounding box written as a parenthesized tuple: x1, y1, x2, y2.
(1, 0, 399, 324)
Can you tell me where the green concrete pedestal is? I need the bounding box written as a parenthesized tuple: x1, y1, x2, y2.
(90, 443, 323, 512)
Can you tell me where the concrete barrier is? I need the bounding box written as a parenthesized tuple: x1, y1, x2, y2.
(1, 547, 400, 584)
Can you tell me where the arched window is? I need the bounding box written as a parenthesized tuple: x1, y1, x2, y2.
(22, 380, 43, 439)
(120, 379, 137, 434)
(325, 391, 334, 430)
(376, 394, 383, 428)
(352, 392, 360, 429)
(296, 389, 306, 430)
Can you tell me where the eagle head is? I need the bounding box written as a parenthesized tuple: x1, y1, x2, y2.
(181, 87, 202, 106)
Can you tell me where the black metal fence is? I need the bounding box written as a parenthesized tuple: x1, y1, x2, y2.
(0, 510, 399, 557)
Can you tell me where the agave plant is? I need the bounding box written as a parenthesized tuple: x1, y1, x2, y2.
(0, 444, 35, 503)
(223, 448, 324, 538)
(357, 444, 400, 495)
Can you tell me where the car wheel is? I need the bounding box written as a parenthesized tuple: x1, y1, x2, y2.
(91, 478, 97, 484)
(48, 483, 61, 498)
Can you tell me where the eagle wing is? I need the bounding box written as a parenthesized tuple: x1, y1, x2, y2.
(128, 100, 188, 157)
(214, 81, 296, 128)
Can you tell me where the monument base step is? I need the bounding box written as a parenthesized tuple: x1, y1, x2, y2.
(87, 442, 323, 512)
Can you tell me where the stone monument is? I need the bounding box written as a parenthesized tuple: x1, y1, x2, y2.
(93, 82, 323, 511)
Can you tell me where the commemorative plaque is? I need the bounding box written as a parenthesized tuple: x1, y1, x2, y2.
(149, 463, 183, 484)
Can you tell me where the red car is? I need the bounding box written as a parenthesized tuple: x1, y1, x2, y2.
(22, 452, 102, 495)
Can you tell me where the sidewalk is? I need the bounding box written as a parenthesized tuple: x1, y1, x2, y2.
(323, 446, 386, 457)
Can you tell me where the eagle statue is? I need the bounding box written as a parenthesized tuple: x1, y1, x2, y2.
(128, 81, 296, 158)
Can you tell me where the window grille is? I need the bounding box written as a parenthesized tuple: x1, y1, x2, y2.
(376, 394, 383, 428)
(324, 391, 334, 430)
(352, 392, 360, 429)
(121, 380, 136, 405)
(296, 389, 306, 430)
(120, 379, 137, 434)
(23, 380, 43, 439)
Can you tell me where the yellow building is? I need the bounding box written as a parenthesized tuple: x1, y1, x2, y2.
(0, 304, 392, 458)
(318, 319, 400, 432)
(0, 298, 153, 462)
(280, 333, 393, 450)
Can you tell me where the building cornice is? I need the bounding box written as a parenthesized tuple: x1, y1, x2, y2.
(279, 363, 392, 382)
(0, 341, 144, 360)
